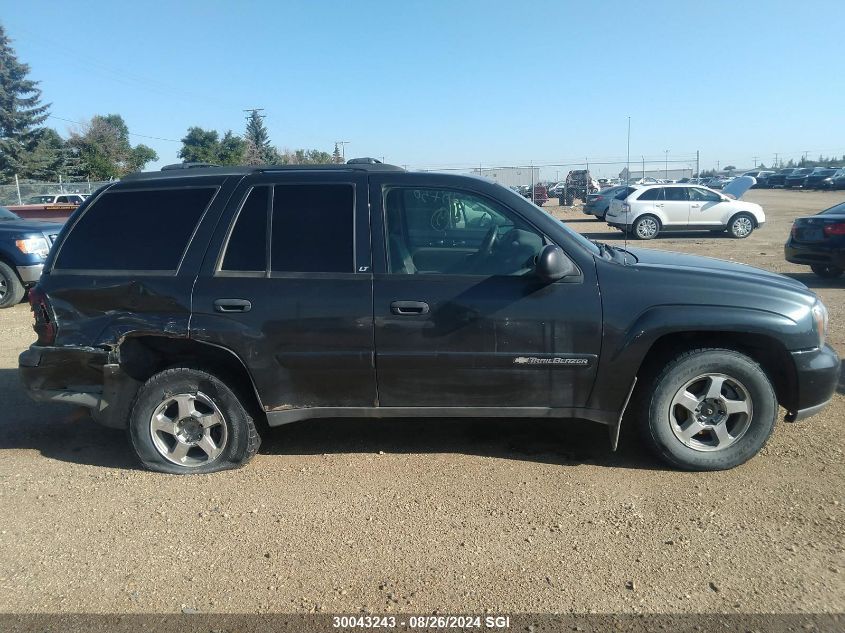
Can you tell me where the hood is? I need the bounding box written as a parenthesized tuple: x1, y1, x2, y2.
(722, 175, 755, 199)
(0, 219, 65, 235)
(625, 247, 808, 291)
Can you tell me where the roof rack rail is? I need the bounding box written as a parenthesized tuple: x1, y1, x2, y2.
(161, 162, 218, 171)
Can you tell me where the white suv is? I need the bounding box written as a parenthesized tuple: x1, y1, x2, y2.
(605, 179, 764, 240)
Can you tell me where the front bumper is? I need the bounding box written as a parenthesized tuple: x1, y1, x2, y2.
(786, 344, 841, 422)
(16, 264, 44, 284)
(19, 345, 139, 429)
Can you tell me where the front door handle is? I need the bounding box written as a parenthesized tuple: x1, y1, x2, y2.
(390, 300, 430, 316)
(691, 203, 701, 208)
(214, 298, 252, 313)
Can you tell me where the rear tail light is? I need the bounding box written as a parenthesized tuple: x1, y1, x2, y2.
(622, 202, 631, 213)
(823, 222, 845, 236)
(791, 223, 798, 237)
(28, 285, 56, 345)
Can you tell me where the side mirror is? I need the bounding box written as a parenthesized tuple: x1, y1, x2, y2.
(535, 244, 576, 283)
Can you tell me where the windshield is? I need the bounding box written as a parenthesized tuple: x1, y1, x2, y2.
(0, 206, 21, 221)
(494, 183, 600, 256)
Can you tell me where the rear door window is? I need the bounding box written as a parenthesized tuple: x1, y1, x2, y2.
(271, 184, 354, 273)
(54, 187, 217, 271)
(637, 188, 664, 201)
(664, 187, 688, 201)
(220, 187, 269, 272)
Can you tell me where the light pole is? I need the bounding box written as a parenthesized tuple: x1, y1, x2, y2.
(664, 149, 669, 179)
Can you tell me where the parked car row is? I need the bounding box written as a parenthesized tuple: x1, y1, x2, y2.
(748, 167, 845, 190)
(0, 206, 63, 309)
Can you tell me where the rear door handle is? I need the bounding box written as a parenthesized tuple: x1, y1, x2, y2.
(691, 204, 701, 208)
(390, 300, 430, 315)
(214, 298, 252, 313)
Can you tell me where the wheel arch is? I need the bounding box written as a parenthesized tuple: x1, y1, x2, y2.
(116, 335, 266, 421)
(632, 330, 798, 413)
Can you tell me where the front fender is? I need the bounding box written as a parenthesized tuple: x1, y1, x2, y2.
(587, 303, 814, 413)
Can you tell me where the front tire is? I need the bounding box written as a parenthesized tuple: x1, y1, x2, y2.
(128, 367, 260, 474)
(639, 349, 777, 471)
(633, 214, 660, 240)
(0, 261, 25, 309)
(810, 264, 844, 279)
(728, 213, 755, 238)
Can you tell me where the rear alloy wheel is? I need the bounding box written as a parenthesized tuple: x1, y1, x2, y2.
(633, 215, 660, 240)
(640, 348, 777, 470)
(128, 367, 260, 474)
(728, 213, 755, 238)
(0, 261, 25, 309)
(810, 264, 844, 279)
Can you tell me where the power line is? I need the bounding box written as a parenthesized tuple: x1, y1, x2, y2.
(47, 115, 181, 143)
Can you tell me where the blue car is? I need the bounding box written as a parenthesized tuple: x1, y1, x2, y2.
(0, 206, 64, 308)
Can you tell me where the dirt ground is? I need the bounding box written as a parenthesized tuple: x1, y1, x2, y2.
(0, 189, 842, 615)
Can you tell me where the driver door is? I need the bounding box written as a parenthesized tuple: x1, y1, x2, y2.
(369, 174, 603, 409)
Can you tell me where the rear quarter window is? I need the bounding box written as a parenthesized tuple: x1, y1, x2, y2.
(54, 187, 217, 271)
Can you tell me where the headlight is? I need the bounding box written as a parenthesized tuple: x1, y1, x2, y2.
(812, 301, 829, 347)
(15, 237, 50, 258)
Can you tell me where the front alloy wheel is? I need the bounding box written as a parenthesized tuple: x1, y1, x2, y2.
(668, 373, 752, 451)
(640, 348, 777, 470)
(729, 214, 754, 238)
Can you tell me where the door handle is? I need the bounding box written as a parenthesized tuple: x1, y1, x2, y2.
(655, 203, 664, 207)
(390, 300, 430, 315)
(214, 298, 252, 313)
(691, 204, 701, 208)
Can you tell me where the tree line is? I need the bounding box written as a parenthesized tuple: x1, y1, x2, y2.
(0, 23, 338, 185)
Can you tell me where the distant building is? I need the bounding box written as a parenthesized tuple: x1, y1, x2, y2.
(471, 167, 540, 187)
(619, 167, 693, 182)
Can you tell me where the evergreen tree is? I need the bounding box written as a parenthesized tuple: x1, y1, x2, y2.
(244, 110, 276, 163)
(0, 23, 51, 181)
(332, 143, 343, 164)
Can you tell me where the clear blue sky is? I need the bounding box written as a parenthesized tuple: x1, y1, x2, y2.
(3, 0, 844, 178)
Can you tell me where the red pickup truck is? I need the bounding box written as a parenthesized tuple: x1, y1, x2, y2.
(6, 194, 85, 222)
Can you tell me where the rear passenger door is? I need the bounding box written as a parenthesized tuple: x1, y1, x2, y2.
(191, 171, 377, 414)
(661, 187, 691, 226)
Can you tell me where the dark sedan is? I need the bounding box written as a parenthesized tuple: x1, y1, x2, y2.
(804, 168, 839, 189)
(766, 168, 799, 188)
(785, 168, 813, 188)
(821, 169, 845, 190)
(785, 201, 845, 278)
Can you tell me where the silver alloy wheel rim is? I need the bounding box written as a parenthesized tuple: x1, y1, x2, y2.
(0, 274, 6, 299)
(668, 373, 753, 452)
(732, 216, 753, 237)
(150, 392, 228, 467)
(636, 217, 658, 238)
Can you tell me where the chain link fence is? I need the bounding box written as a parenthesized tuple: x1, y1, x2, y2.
(0, 179, 112, 207)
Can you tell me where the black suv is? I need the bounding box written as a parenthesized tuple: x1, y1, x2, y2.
(19, 161, 840, 474)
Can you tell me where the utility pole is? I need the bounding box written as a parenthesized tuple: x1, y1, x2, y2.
(774, 153, 779, 168)
(696, 150, 700, 177)
(664, 149, 670, 179)
(752, 156, 759, 168)
(243, 107, 265, 120)
(625, 117, 631, 186)
(642, 155, 645, 181)
(335, 141, 350, 161)
(717, 160, 720, 172)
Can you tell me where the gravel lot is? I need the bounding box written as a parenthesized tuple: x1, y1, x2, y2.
(0, 189, 842, 615)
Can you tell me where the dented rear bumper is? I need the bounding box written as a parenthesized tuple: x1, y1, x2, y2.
(19, 345, 139, 428)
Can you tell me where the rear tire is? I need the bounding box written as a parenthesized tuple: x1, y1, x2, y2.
(639, 348, 777, 471)
(810, 264, 844, 278)
(128, 367, 260, 474)
(633, 214, 660, 240)
(0, 261, 25, 309)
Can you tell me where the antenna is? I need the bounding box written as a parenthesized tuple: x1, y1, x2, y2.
(624, 116, 630, 261)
